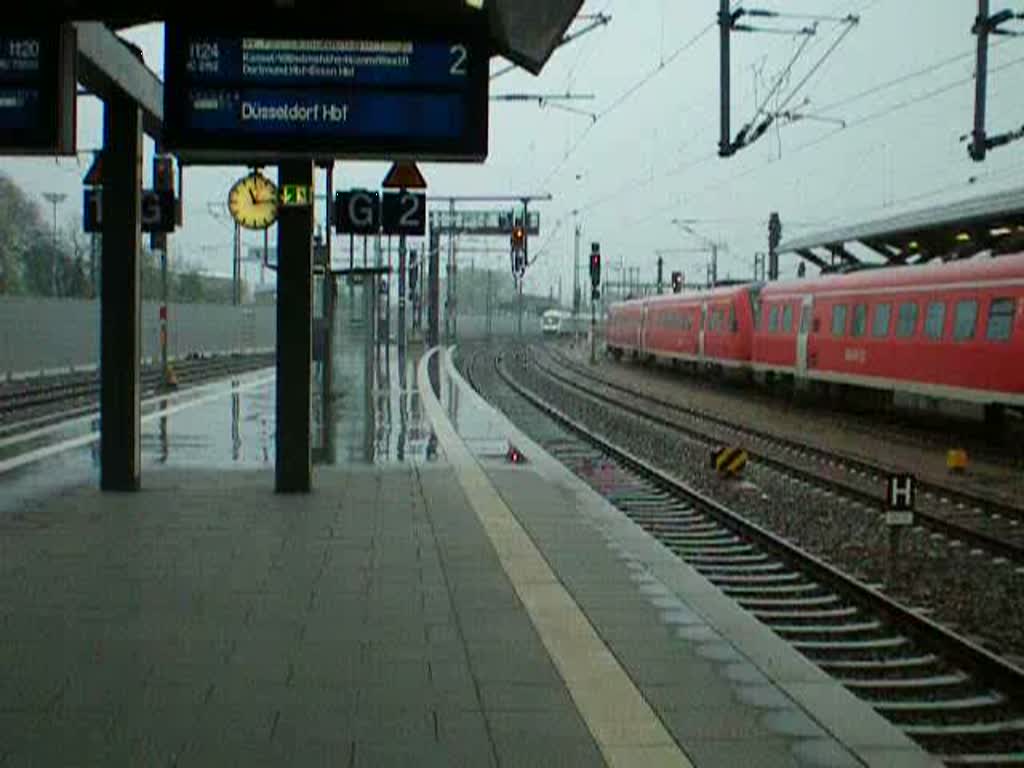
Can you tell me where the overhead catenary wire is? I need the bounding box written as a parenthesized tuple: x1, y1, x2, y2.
(540, 0, 1018, 277)
(539, 21, 716, 189)
(559, 46, 1024, 233)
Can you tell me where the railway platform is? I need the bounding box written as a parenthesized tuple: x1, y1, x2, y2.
(0, 346, 938, 767)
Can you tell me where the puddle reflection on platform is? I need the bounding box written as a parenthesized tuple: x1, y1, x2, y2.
(439, 351, 513, 462)
(316, 279, 434, 466)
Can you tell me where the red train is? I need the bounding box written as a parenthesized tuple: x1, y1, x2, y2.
(606, 253, 1024, 413)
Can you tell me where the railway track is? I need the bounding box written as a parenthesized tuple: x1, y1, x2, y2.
(463, 344, 1024, 767)
(0, 352, 275, 430)
(534, 344, 1024, 565)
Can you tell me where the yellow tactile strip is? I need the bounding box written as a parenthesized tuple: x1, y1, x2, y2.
(418, 348, 693, 768)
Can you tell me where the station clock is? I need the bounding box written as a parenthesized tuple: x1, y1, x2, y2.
(228, 170, 278, 230)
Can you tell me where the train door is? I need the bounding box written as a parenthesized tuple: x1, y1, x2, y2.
(699, 303, 707, 361)
(641, 304, 649, 352)
(796, 295, 813, 376)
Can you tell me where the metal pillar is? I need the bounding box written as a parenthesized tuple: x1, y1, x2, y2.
(275, 159, 313, 493)
(517, 275, 523, 336)
(450, 239, 458, 342)
(42, 192, 66, 296)
(398, 234, 407, 355)
(445, 200, 455, 342)
(322, 164, 335, 405)
(233, 221, 241, 306)
(573, 220, 581, 316)
(718, 0, 733, 157)
(970, 0, 990, 161)
(590, 294, 597, 364)
(159, 248, 168, 378)
(486, 268, 493, 338)
(428, 230, 440, 348)
(99, 92, 142, 491)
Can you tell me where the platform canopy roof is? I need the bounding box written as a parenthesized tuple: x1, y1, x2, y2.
(778, 186, 1024, 272)
(44, 0, 583, 74)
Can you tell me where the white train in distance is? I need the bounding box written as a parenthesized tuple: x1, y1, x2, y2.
(541, 309, 592, 337)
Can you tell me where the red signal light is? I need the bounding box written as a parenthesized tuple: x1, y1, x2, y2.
(511, 225, 525, 249)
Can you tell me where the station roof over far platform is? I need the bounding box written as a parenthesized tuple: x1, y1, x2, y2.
(779, 186, 1024, 272)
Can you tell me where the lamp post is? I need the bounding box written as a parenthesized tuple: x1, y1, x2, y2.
(42, 192, 67, 296)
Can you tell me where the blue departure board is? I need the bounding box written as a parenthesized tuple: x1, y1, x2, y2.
(0, 25, 75, 155)
(164, 22, 489, 163)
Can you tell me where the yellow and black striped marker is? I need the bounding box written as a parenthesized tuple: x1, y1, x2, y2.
(712, 446, 748, 477)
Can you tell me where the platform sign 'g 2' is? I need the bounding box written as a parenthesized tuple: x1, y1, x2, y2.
(334, 190, 381, 235)
(382, 191, 427, 236)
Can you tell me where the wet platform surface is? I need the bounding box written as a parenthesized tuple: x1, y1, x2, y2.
(0, 328, 434, 511)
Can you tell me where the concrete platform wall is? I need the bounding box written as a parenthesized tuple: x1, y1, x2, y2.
(0, 297, 276, 376)
(0, 296, 534, 377)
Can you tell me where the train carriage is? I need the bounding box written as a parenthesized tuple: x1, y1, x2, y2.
(606, 301, 645, 354)
(607, 285, 757, 368)
(752, 253, 1024, 409)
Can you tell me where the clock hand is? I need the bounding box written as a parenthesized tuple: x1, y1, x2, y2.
(249, 187, 258, 204)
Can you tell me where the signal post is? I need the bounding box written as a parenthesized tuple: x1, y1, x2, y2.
(511, 220, 526, 335)
(589, 242, 601, 364)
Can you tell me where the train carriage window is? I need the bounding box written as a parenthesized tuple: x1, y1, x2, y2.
(851, 304, 867, 338)
(896, 302, 918, 338)
(986, 298, 1015, 341)
(782, 305, 793, 333)
(769, 306, 779, 333)
(924, 301, 946, 340)
(953, 300, 978, 341)
(729, 306, 738, 333)
(831, 304, 848, 337)
(872, 304, 891, 337)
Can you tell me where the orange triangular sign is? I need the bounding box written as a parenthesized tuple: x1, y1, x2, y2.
(382, 161, 427, 190)
(83, 153, 103, 187)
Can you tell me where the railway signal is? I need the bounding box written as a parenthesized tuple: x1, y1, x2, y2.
(511, 223, 526, 251)
(589, 242, 602, 364)
(511, 248, 525, 276)
(671, 271, 683, 293)
(768, 211, 782, 281)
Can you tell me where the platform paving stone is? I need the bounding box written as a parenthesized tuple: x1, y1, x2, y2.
(0, 466, 604, 767)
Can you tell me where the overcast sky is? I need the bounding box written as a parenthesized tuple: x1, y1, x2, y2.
(2, 1, 1023, 302)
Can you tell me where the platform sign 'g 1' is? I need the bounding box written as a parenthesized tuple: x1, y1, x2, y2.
(0, 24, 76, 155)
(163, 21, 489, 163)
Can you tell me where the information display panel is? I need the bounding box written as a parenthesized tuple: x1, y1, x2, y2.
(164, 20, 489, 163)
(0, 24, 75, 155)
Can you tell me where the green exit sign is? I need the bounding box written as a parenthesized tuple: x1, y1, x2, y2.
(280, 184, 312, 207)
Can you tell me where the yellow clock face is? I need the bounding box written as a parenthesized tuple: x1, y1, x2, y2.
(228, 172, 278, 230)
